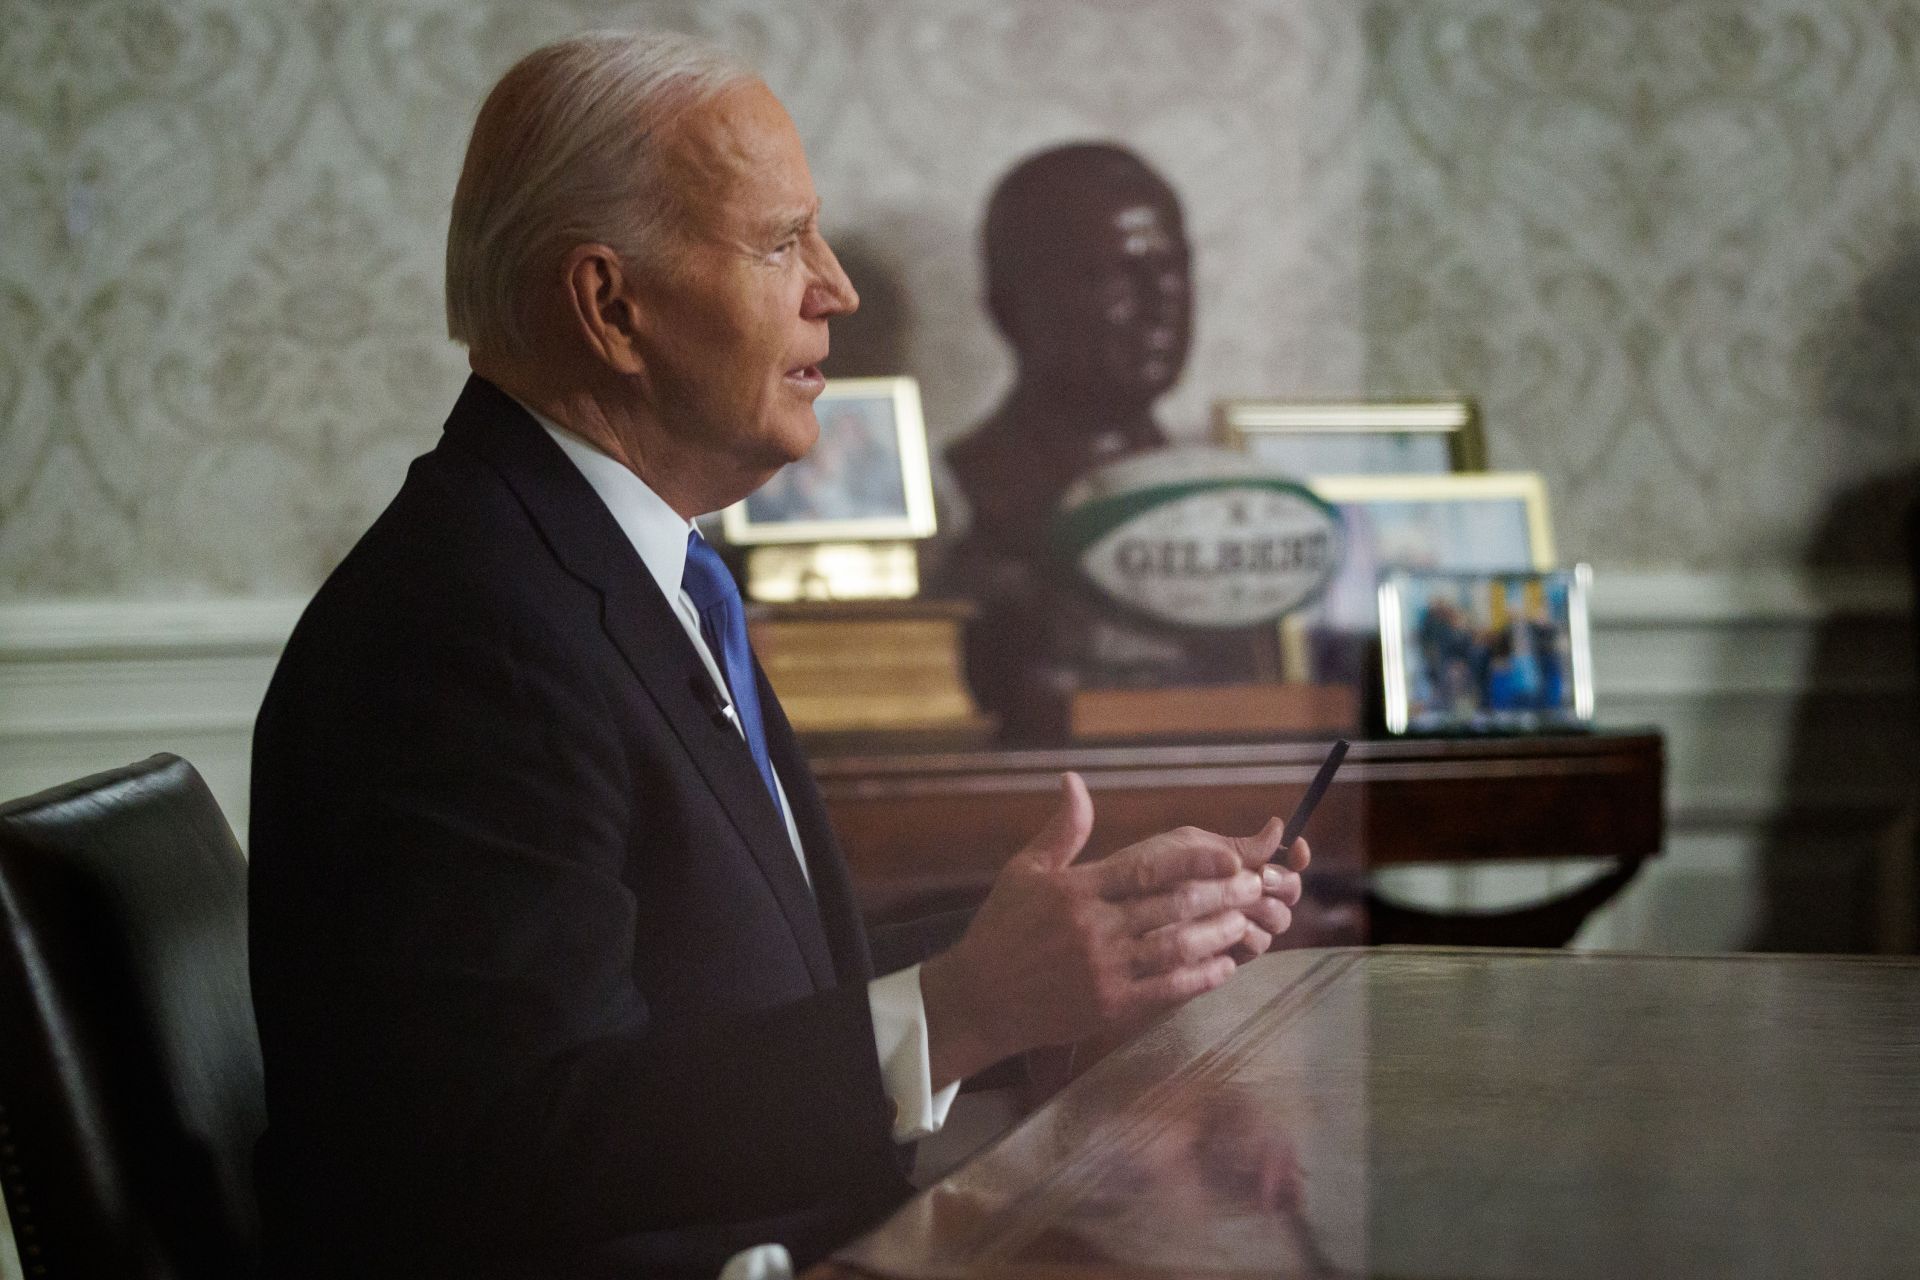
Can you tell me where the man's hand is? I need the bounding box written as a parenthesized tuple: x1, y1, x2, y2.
(920, 773, 1304, 1088)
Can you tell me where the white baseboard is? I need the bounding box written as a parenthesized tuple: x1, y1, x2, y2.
(1, 572, 1914, 951)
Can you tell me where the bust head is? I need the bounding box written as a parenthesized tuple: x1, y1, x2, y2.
(983, 143, 1193, 415)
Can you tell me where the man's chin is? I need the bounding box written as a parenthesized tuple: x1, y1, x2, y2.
(769, 410, 821, 465)
(742, 433, 816, 490)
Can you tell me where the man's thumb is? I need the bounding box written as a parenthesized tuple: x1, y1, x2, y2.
(1024, 771, 1094, 870)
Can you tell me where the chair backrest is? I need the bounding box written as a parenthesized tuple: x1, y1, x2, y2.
(0, 755, 263, 1279)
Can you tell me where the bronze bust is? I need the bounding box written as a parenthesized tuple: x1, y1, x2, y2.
(947, 142, 1193, 560)
(944, 144, 1266, 734)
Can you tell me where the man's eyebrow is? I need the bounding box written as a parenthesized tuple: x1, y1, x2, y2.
(767, 202, 819, 241)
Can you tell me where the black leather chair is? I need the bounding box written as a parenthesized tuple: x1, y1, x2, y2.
(0, 755, 263, 1278)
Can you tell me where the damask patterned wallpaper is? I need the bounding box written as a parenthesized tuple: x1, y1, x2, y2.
(4, 0, 1918, 598)
(1369, 0, 1920, 570)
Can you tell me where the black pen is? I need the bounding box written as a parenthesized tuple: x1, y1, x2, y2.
(1273, 738, 1348, 860)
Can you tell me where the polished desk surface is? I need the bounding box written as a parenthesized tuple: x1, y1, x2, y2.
(828, 947, 1920, 1279)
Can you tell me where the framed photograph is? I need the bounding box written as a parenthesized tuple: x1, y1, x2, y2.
(1379, 566, 1594, 734)
(723, 376, 938, 544)
(1215, 398, 1486, 477)
(1304, 473, 1554, 634)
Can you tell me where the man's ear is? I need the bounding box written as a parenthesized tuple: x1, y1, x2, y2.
(562, 244, 647, 376)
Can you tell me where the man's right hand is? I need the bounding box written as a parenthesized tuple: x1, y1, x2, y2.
(918, 771, 1285, 1088)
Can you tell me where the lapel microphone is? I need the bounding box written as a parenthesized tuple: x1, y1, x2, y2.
(689, 672, 734, 730)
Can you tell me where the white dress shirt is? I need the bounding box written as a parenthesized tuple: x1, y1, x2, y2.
(528, 408, 960, 1158)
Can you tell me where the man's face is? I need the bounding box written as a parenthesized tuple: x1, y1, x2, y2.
(627, 80, 857, 492)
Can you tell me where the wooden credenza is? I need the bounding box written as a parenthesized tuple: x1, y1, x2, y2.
(808, 731, 1664, 947)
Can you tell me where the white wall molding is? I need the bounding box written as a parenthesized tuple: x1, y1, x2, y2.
(1588, 568, 1910, 627)
(1, 571, 1913, 951)
(0, 598, 302, 845)
(0, 597, 307, 659)
(2, 565, 1905, 687)
(1667, 790, 1913, 829)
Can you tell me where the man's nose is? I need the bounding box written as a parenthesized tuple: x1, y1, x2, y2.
(805, 234, 860, 318)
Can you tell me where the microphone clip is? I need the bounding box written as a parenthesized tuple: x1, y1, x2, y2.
(690, 672, 735, 730)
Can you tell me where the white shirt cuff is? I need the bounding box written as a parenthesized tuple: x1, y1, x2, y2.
(717, 1243, 792, 1280)
(868, 964, 961, 1143)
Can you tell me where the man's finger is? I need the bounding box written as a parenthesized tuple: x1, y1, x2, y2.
(1228, 815, 1286, 869)
(1261, 866, 1303, 908)
(1094, 830, 1244, 900)
(1115, 870, 1262, 934)
(1019, 772, 1094, 872)
(1232, 920, 1274, 963)
(1279, 835, 1311, 873)
(1125, 954, 1238, 1012)
(1129, 908, 1253, 977)
(1244, 895, 1291, 941)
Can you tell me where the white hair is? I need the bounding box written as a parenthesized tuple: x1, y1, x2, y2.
(445, 30, 755, 359)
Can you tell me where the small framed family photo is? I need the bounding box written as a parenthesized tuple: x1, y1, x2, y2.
(1215, 398, 1486, 478)
(1378, 566, 1594, 735)
(1304, 472, 1555, 634)
(723, 376, 938, 545)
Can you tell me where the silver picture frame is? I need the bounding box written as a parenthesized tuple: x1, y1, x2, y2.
(1378, 564, 1594, 735)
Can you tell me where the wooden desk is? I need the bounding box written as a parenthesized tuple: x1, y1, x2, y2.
(811, 732, 1664, 946)
(827, 947, 1920, 1279)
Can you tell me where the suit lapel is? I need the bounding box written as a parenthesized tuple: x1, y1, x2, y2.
(439, 377, 838, 990)
(758, 669, 875, 987)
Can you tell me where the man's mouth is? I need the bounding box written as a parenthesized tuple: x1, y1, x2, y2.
(784, 362, 826, 390)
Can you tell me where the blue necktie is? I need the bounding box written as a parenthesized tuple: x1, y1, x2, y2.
(682, 531, 783, 813)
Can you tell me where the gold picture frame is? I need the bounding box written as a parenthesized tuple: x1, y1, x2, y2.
(1215, 398, 1487, 476)
(722, 376, 938, 545)
(1308, 472, 1554, 568)
(1302, 473, 1555, 636)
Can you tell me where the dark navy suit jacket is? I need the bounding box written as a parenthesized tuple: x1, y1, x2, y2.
(248, 377, 915, 1278)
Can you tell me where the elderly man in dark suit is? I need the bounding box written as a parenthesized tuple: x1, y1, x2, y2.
(247, 29, 1308, 1280)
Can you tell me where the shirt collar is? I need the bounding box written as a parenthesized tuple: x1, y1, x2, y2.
(519, 400, 694, 605)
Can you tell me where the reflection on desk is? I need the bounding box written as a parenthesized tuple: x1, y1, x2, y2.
(829, 947, 1920, 1280)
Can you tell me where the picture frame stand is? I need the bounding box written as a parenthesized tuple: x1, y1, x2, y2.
(745, 541, 920, 602)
